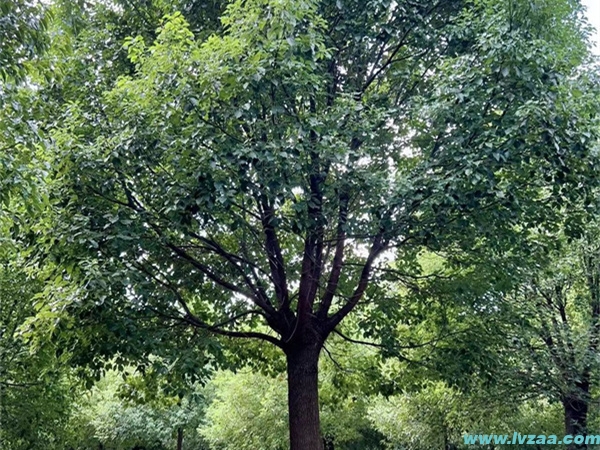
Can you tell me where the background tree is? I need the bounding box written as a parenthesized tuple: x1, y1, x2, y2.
(501, 228, 600, 448)
(68, 370, 208, 450)
(380, 219, 600, 449)
(0, 251, 77, 450)
(368, 384, 566, 450)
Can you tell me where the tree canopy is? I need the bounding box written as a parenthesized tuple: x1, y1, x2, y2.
(1, 0, 600, 449)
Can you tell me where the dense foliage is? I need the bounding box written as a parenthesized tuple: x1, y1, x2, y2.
(1, 0, 600, 449)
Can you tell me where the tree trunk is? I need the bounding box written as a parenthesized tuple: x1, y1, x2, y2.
(177, 427, 183, 450)
(563, 394, 588, 450)
(323, 435, 335, 450)
(286, 343, 323, 450)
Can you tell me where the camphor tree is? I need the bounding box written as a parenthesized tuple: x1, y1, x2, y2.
(38, 0, 598, 449)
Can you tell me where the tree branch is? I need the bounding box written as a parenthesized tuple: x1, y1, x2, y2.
(317, 192, 349, 318)
(326, 233, 386, 330)
(257, 196, 290, 310)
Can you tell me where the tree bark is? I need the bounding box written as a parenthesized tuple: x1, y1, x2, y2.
(286, 343, 324, 450)
(323, 435, 335, 450)
(177, 427, 183, 450)
(563, 394, 589, 450)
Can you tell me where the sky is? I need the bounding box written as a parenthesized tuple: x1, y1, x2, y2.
(582, 0, 600, 54)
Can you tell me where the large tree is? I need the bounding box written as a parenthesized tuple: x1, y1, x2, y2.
(31, 0, 598, 448)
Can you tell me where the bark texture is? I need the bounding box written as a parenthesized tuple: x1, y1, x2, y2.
(286, 341, 323, 450)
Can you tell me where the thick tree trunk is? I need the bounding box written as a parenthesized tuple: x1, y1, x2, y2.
(286, 343, 324, 450)
(177, 427, 183, 450)
(563, 395, 588, 450)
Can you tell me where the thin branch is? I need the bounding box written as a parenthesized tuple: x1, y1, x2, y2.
(333, 328, 384, 348)
(322, 343, 347, 372)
